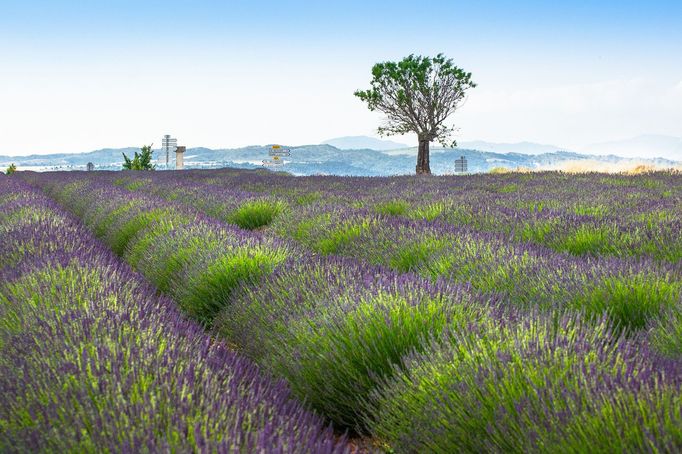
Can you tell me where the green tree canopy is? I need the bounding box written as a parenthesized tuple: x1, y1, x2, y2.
(355, 54, 476, 174)
(5, 163, 17, 175)
(123, 144, 155, 170)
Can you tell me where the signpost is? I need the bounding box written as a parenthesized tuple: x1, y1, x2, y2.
(263, 145, 291, 167)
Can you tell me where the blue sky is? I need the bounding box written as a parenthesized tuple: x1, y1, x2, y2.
(1, 0, 681, 155)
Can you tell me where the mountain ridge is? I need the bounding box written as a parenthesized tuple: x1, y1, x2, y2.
(2, 143, 678, 176)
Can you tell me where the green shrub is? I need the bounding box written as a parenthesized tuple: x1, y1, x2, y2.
(315, 221, 370, 255)
(292, 216, 323, 242)
(549, 387, 682, 452)
(124, 216, 194, 269)
(227, 200, 286, 230)
(498, 183, 518, 193)
(275, 293, 479, 431)
(516, 220, 556, 243)
(407, 201, 450, 221)
(125, 179, 147, 191)
(573, 204, 609, 217)
(420, 241, 536, 294)
(571, 274, 682, 334)
(122, 144, 155, 170)
(87, 201, 136, 238)
(0, 206, 56, 230)
(557, 225, 618, 256)
(295, 192, 321, 205)
(177, 246, 288, 325)
(650, 309, 682, 358)
(107, 208, 187, 256)
(388, 239, 450, 273)
(130, 225, 225, 295)
(375, 200, 409, 216)
(0, 264, 122, 336)
(219, 261, 489, 432)
(367, 313, 660, 453)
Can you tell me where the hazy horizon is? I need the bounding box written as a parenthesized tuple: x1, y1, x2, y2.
(2, 1, 681, 156)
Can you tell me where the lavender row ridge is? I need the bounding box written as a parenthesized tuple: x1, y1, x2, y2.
(15, 169, 682, 452)
(0, 175, 347, 452)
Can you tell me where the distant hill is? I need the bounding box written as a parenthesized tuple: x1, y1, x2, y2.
(2, 144, 678, 176)
(0, 148, 139, 171)
(580, 135, 682, 161)
(322, 136, 410, 151)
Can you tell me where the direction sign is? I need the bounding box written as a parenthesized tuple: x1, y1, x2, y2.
(263, 145, 290, 167)
(269, 145, 291, 157)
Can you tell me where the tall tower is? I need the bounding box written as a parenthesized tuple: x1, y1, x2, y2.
(162, 135, 178, 169)
(175, 146, 186, 170)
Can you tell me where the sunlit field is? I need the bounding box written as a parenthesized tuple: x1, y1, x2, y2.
(3, 168, 682, 452)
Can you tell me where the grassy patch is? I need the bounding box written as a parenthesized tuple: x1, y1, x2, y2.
(570, 274, 681, 334)
(557, 225, 618, 256)
(315, 222, 369, 255)
(295, 192, 322, 205)
(108, 208, 185, 256)
(178, 247, 288, 325)
(650, 310, 682, 358)
(367, 314, 655, 453)
(407, 201, 450, 221)
(573, 204, 609, 217)
(227, 200, 286, 230)
(279, 294, 470, 431)
(498, 183, 519, 193)
(125, 179, 147, 191)
(388, 239, 450, 273)
(517, 220, 556, 243)
(375, 200, 410, 216)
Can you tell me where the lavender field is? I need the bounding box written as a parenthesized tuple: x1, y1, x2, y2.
(3, 168, 682, 452)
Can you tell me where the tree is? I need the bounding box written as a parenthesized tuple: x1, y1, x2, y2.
(122, 144, 155, 170)
(5, 163, 17, 175)
(355, 54, 476, 175)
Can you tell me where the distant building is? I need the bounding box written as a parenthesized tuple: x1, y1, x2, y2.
(86, 162, 95, 171)
(162, 134, 178, 169)
(455, 156, 468, 173)
(175, 146, 186, 170)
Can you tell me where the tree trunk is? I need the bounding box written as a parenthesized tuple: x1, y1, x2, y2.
(416, 138, 431, 175)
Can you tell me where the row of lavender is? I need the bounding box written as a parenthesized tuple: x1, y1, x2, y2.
(268, 203, 682, 337)
(20, 170, 682, 451)
(103, 170, 681, 339)
(25, 171, 484, 438)
(0, 175, 346, 452)
(126, 168, 681, 262)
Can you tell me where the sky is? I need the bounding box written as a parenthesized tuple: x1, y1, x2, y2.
(1, 0, 681, 156)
